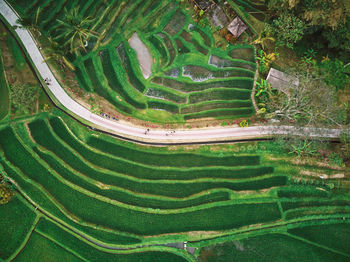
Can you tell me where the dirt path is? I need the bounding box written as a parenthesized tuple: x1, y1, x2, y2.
(128, 32, 152, 79)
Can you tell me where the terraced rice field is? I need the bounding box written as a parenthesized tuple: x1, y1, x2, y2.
(2, 1, 350, 260)
(7, 0, 256, 123)
(1, 110, 350, 261)
(0, 110, 349, 261)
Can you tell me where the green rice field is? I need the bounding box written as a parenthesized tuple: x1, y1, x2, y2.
(6, 0, 256, 123)
(1, 0, 350, 261)
(0, 109, 349, 261)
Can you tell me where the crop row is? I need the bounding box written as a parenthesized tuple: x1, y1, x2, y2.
(151, 76, 253, 93)
(30, 122, 282, 199)
(0, 158, 140, 245)
(35, 218, 191, 262)
(184, 107, 254, 120)
(0, 126, 282, 235)
(180, 100, 252, 114)
(33, 145, 232, 209)
(81, 58, 133, 114)
(99, 48, 146, 109)
(281, 200, 350, 212)
(50, 117, 261, 168)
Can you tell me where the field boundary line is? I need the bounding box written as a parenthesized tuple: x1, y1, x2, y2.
(35, 229, 89, 262)
(6, 215, 40, 262)
(286, 233, 350, 257)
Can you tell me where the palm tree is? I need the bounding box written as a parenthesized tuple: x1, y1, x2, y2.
(251, 33, 275, 50)
(56, 6, 98, 53)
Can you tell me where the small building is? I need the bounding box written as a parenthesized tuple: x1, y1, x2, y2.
(227, 17, 248, 38)
(266, 68, 299, 93)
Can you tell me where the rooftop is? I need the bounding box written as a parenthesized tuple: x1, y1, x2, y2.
(227, 17, 248, 37)
(266, 68, 299, 93)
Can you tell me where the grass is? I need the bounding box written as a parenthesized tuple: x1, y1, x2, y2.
(189, 88, 251, 104)
(281, 200, 350, 212)
(5, 30, 26, 71)
(181, 100, 252, 114)
(277, 186, 330, 198)
(0, 195, 37, 261)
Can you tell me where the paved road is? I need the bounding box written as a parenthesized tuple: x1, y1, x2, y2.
(0, 0, 345, 144)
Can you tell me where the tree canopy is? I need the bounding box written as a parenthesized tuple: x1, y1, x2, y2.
(56, 6, 98, 53)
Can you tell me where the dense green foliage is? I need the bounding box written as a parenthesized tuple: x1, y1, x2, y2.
(265, 13, 306, 49)
(266, 0, 350, 61)
(9, 0, 256, 122)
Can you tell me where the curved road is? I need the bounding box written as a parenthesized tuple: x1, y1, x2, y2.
(0, 0, 345, 144)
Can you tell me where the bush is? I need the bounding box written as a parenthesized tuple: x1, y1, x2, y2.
(265, 13, 306, 49)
